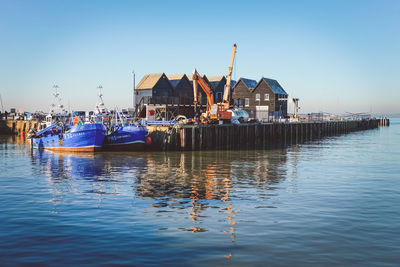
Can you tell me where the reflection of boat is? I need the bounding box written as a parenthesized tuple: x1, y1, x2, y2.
(31, 149, 148, 180)
(30, 122, 106, 152)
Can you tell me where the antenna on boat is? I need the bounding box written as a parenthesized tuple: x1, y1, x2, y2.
(53, 84, 59, 98)
(50, 84, 66, 115)
(50, 85, 58, 115)
(96, 85, 106, 114)
(132, 69, 136, 111)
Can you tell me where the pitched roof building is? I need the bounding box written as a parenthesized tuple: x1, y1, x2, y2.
(207, 76, 226, 103)
(206, 76, 237, 103)
(166, 74, 193, 101)
(232, 77, 288, 121)
(166, 74, 185, 87)
(231, 77, 258, 107)
(134, 73, 174, 105)
(134, 71, 288, 121)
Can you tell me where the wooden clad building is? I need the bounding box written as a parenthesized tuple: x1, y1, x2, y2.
(257, 78, 288, 118)
(134, 72, 287, 121)
(135, 73, 174, 105)
(167, 74, 193, 101)
(232, 77, 288, 121)
(207, 76, 226, 103)
(232, 78, 258, 110)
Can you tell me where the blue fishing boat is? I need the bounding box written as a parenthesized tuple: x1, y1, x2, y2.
(103, 124, 148, 150)
(29, 85, 106, 152)
(30, 122, 106, 152)
(94, 86, 148, 150)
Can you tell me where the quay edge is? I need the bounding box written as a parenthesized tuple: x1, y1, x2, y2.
(1, 118, 391, 152)
(147, 119, 385, 151)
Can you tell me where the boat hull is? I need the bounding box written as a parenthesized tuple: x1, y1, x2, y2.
(103, 125, 147, 151)
(32, 124, 106, 152)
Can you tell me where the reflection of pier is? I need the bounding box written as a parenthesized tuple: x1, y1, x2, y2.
(134, 150, 288, 257)
(135, 150, 288, 207)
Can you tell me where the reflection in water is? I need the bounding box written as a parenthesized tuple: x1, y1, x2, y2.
(30, 148, 289, 259)
(0, 135, 28, 149)
(30, 150, 148, 208)
(135, 150, 288, 258)
(31, 149, 110, 180)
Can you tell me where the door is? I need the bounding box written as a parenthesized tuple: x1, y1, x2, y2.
(255, 106, 269, 122)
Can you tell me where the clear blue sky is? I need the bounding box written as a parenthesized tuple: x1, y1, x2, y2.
(0, 0, 399, 115)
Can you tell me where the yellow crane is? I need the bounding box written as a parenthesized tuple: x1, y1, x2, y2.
(192, 44, 239, 122)
(222, 43, 237, 110)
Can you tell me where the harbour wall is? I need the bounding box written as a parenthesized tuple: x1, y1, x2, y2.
(148, 119, 386, 151)
(0, 118, 390, 151)
(0, 120, 42, 135)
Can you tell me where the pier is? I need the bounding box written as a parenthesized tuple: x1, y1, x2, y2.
(0, 118, 390, 151)
(148, 119, 383, 151)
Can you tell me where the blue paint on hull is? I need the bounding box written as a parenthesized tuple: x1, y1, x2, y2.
(104, 125, 147, 150)
(32, 123, 106, 151)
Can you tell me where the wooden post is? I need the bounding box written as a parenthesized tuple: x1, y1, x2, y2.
(199, 126, 203, 150)
(192, 126, 196, 150)
(246, 125, 249, 148)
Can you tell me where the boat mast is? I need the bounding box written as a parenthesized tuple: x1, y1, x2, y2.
(50, 85, 66, 115)
(132, 70, 136, 112)
(50, 85, 58, 115)
(96, 85, 106, 114)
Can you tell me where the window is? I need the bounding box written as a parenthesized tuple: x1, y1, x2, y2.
(245, 98, 249, 107)
(264, 93, 269, 101)
(255, 93, 260, 101)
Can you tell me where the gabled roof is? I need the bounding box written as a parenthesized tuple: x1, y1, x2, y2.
(207, 76, 225, 90)
(136, 73, 164, 90)
(207, 76, 224, 82)
(167, 74, 187, 87)
(167, 74, 185, 80)
(262, 78, 287, 95)
(240, 78, 258, 90)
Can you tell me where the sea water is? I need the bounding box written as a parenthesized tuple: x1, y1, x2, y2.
(0, 119, 399, 266)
